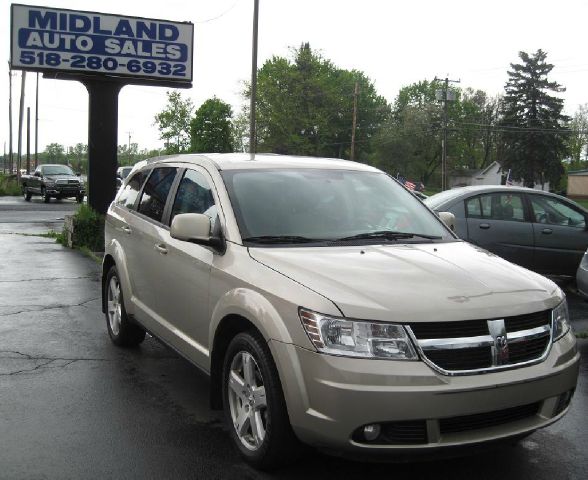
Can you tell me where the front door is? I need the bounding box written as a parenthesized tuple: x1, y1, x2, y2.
(527, 193, 588, 276)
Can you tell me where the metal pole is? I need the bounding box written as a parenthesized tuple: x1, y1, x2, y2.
(249, 0, 259, 157)
(35, 72, 39, 169)
(26, 107, 30, 174)
(8, 63, 13, 174)
(350, 81, 359, 161)
(17, 71, 26, 182)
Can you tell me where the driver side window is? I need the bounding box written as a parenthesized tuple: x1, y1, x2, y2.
(530, 195, 586, 229)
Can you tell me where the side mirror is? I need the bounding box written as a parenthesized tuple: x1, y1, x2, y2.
(439, 211, 456, 231)
(76, 172, 81, 176)
(34, 171, 41, 177)
(170, 213, 224, 251)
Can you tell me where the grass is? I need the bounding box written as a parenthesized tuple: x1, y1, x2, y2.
(576, 331, 588, 339)
(65, 204, 104, 252)
(573, 198, 588, 209)
(0, 173, 21, 196)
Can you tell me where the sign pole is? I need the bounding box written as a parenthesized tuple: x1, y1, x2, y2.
(83, 79, 122, 214)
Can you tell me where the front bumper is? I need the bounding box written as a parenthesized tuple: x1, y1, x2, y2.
(269, 331, 579, 453)
(46, 185, 85, 196)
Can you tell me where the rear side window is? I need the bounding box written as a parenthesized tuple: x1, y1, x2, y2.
(466, 193, 525, 222)
(170, 169, 217, 227)
(137, 167, 178, 223)
(117, 170, 149, 210)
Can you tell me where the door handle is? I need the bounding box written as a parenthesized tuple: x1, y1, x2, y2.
(154, 244, 168, 255)
(479, 223, 490, 230)
(541, 228, 553, 235)
(121, 225, 132, 234)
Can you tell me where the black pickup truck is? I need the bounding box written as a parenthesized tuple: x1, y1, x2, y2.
(21, 164, 85, 203)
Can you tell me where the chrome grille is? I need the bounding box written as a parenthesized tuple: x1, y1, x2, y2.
(408, 310, 552, 375)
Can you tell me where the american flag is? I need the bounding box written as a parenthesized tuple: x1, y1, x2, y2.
(505, 169, 513, 187)
(404, 180, 416, 191)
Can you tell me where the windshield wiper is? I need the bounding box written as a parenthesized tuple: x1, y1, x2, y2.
(243, 235, 326, 244)
(336, 230, 442, 242)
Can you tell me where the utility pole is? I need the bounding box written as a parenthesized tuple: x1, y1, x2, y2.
(3, 142, 6, 174)
(8, 63, 14, 174)
(34, 72, 39, 169)
(126, 130, 132, 165)
(434, 76, 460, 191)
(26, 107, 30, 174)
(249, 0, 259, 157)
(350, 81, 359, 161)
(17, 71, 26, 182)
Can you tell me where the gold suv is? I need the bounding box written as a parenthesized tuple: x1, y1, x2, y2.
(102, 154, 579, 469)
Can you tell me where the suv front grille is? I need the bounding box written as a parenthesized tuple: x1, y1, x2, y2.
(408, 310, 552, 374)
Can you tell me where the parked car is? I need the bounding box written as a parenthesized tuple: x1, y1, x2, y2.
(117, 166, 133, 180)
(425, 185, 588, 277)
(102, 154, 578, 469)
(575, 248, 588, 297)
(21, 164, 85, 203)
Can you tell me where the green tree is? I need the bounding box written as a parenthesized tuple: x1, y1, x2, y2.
(567, 104, 588, 170)
(190, 97, 234, 153)
(246, 43, 390, 160)
(499, 50, 569, 187)
(45, 143, 65, 163)
(154, 91, 194, 153)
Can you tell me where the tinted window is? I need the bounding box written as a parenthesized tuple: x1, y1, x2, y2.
(466, 193, 525, 222)
(530, 195, 586, 228)
(117, 170, 149, 210)
(170, 169, 217, 227)
(137, 167, 178, 223)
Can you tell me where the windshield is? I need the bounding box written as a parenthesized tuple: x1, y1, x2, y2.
(424, 188, 465, 209)
(221, 169, 453, 244)
(41, 165, 75, 176)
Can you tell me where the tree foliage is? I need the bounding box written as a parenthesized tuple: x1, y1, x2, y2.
(568, 104, 588, 170)
(154, 91, 194, 154)
(247, 43, 390, 160)
(190, 97, 234, 153)
(499, 50, 569, 187)
(372, 81, 499, 184)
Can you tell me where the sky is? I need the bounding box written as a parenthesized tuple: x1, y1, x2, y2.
(2, 0, 588, 154)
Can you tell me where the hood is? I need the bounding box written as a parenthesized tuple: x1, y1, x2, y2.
(249, 241, 562, 322)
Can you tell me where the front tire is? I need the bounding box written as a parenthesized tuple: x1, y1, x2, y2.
(104, 266, 145, 347)
(76, 194, 84, 203)
(23, 186, 31, 202)
(42, 187, 50, 203)
(222, 332, 301, 470)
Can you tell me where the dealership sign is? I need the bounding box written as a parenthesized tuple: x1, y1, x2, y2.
(10, 4, 194, 83)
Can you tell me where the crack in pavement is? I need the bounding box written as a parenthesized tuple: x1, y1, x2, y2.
(0, 351, 111, 376)
(0, 275, 97, 283)
(0, 297, 100, 317)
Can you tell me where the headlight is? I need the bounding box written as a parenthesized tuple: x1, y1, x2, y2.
(299, 309, 418, 360)
(552, 299, 571, 341)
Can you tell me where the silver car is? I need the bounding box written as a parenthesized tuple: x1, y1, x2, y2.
(102, 154, 578, 469)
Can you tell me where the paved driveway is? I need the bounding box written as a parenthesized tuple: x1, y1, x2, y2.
(0, 196, 586, 479)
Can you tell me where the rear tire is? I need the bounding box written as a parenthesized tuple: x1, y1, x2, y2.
(222, 331, 302, 470)
(104, 265, 145, 347)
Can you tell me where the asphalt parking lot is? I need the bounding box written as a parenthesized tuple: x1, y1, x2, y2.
(0, 196, 587, 480)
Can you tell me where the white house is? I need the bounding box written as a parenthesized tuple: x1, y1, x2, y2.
(449, 161, 549, 191)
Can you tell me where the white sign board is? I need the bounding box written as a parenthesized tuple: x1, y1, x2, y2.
(10, 4, 193, 84)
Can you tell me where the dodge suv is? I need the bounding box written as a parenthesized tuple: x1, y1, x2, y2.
(102, 154, 579, 469)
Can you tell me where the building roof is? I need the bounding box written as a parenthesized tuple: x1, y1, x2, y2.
(568, 169, 588, 176)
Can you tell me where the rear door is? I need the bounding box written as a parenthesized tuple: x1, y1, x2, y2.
(527, 193, 588, 275)
(465, 192, 535, 269)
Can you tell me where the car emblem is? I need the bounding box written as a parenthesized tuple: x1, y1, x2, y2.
(487, 319, 509, 366)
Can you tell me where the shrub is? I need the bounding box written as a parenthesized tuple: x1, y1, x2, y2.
(65, 204, 105, 252)
(0, 174, 22, 196)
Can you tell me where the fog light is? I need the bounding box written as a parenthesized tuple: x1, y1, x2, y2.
(363, 424, 381, 441)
